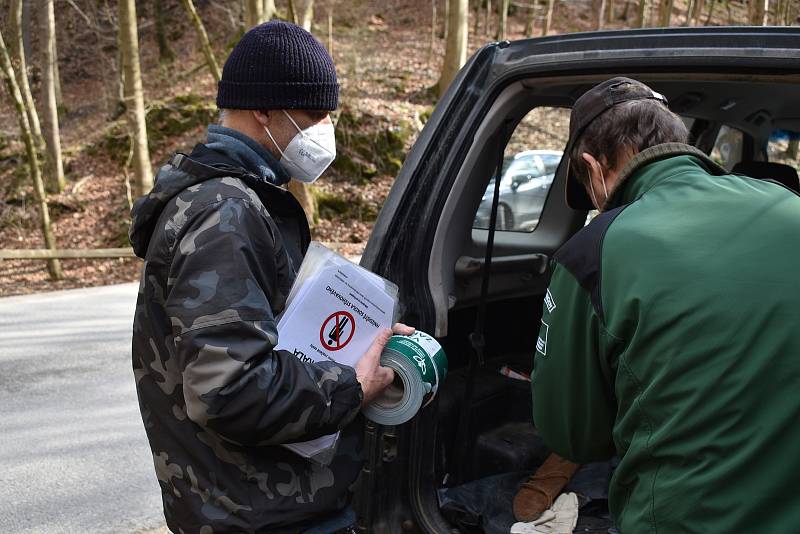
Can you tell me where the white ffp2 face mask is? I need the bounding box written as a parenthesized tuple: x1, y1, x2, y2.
(262, 110, 336, 184)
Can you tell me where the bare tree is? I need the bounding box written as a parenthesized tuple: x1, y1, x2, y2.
(659, 0, 674, 25)
(497, 0, 510, 39)
(685, 0, 696, 24)
(245, 0, 264, 26)
(637, 0, 650, 26)
(485, 0, 493, 37)
(543, 0, 556, 34)
(40, 0, 66, 193)
(296, 0, 315, 30)
(264, 0, 277, 20)
(758, 0, 770, 24)
(287, 0, 318, 224)
(438, 0, 468, 97)
(181, 0, 222, 83)
(524, 2, 537, 35)
(0, 28, 62, 280)
(598, 0, 608, 28)
(607, 0, 616, 22)
(781, 0, 793, 25)
(154, 0, 175, 62)
(118, 0, 154, 198)
(9, 0, 43, 145)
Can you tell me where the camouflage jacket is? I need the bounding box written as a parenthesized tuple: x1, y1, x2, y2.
(129, 142, 364, 534)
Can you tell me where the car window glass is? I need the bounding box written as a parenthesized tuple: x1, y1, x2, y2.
(767, 129, 800, 175)
(710, 125, 744, 171)
(472, 107, 570, 233)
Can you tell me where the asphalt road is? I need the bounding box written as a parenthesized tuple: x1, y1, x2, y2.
(0, 283, 166, 534)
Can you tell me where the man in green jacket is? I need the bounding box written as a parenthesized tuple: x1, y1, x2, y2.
(531, 77, 800, 532)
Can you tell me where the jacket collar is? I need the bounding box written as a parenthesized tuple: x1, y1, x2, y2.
(205, 125, 291, 186)
(607, 143, 729, 209)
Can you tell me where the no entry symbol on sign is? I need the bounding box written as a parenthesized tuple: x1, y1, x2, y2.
(320, 310, 356, 351)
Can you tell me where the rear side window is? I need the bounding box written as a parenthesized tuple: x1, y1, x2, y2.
(768, 129, 800, 175)
(472, 107, 569, 233)
(710, 125, 744, 171)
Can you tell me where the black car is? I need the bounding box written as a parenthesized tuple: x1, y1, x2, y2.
(357, 27, 800, 533)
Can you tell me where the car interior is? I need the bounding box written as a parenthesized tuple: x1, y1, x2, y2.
(412, 73, 800, 532)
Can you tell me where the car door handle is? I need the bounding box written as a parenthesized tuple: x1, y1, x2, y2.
(454, 253, 549, 278)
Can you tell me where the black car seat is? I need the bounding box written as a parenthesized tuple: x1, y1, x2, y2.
(732, 161, 800, 194)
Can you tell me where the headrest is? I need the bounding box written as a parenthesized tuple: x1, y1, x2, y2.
(731, 161, 800, 193)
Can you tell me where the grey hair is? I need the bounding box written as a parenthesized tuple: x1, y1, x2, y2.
(570, 98, 689, 184)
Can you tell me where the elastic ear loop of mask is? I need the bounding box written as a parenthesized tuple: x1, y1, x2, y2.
(282, 110, 333, 153)
(260, 115, 288, 160)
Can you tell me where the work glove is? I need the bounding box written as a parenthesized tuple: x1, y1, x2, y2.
(510, 492, 579, 534)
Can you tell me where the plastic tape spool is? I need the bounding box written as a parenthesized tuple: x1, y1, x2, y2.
(362, 331, 448, 426)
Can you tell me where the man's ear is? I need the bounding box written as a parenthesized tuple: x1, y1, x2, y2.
(251, 110, 273, 128)
(581, 152, 601, 182)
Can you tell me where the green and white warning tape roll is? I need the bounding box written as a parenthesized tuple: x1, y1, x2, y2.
(363, 330, 448, 426)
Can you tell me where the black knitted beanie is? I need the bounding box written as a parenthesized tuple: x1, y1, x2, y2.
(217, 20, 338, 111)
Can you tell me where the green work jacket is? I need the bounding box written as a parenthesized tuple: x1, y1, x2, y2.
(532, 143, 800, 533)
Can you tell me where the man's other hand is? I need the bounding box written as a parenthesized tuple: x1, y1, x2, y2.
(355, 323, 415, 405)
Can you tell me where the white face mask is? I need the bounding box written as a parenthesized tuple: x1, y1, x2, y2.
(262, 110, 336, 184)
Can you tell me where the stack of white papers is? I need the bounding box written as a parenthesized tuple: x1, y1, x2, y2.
(275, 251, 397, 462)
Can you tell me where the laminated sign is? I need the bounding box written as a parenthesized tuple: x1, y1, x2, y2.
(275, 242, 399, 463)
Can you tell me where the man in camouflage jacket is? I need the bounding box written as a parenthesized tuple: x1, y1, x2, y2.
(130, 22, 402, 533)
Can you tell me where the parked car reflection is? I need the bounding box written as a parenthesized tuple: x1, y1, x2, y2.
(473, 149, 563, 232)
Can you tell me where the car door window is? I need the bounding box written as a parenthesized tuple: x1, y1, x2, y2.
(768, 129, 800, 174)
(472, 107, 570, 233)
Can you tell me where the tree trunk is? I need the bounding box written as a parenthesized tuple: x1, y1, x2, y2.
(692, 0, 705, 25)
(264, 0, 276, 19)
(0, 28, 62, 280)
(118, 0, 154, 198)
(296, 0, 315, 30)
(607, 0, 616, 22)
(287, 0, 297, 24)
(543, 0, 556, 34)
(598, 0, 608, 28)
(444, 0, 451, 40)
(622, 0, 632, 20)
(181, 0, 222, 83)
(660, 0, 674, 25)
(154, 0, 175, 62)
(704, 0, 716, 24)
(40, 0, 65, 193)
(525, 2, 537, 35)
(431, 0, 438, 64)
(327, 2, 333, 53)
(759, 0, 769, 24)
(287, 181, 316, 225)
(9, 0, 43, 144)
(637, 0, 649, 26)
(290, 0, 317, 223)
(485, 0, 492, 37)
(684, 0, 695, 24)
(438, 0, 468, 97)
(245, 0, 264, 26)
(497, 0, 509, 39)
(52, 25, 62, 110)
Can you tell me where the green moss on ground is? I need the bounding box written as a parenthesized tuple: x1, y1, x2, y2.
(333, 106, 413, 182)
(100, 92, 217, 164)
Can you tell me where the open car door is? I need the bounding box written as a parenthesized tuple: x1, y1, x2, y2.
(357, 27, 800, 534)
